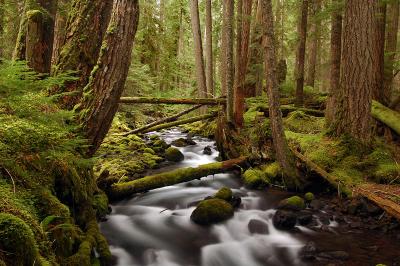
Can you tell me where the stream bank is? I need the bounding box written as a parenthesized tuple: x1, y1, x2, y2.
(100, 128, 400, 266)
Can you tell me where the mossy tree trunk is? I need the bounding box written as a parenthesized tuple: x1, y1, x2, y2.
(51, 0, 69, 66)
(260, 0, 304, 190)
(79, 0, 139, 157)
(53, 0, 112, 108)
(205, 0, 214, 97)
(305, 0, 321, 88)
(224, 0, 235, 124)
(13, 0, 57, 73)
(0, 0, 4, 58)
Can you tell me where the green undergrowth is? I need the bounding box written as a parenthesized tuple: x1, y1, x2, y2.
(0, 61, 110, 265)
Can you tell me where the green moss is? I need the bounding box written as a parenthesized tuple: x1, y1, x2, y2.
(92, 192, 110, 218)
(261, 162, 281, 180)
(0, 213, 39, 266)
(242, 169, 270, 189)
(165, 147, 184, 162)
(278, 196, 305, 210)
(142, 147, 156, 155)
(214, 187, 233, 201)
(190, 199, 234, 225)
(304, 192, 314, 202)
(284, 111, 324, 134)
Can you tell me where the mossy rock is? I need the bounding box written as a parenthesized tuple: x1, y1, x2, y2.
(278, 196, 305, 211)
(304, 192, 315, 202)
(214, 187, 233, 201)
(261, 162, 281, 180)
(0, 213, 39, 266)
(190, 199, 234, 226)
(242, 169, 269, 189)
(151, 139, 170, 153)
(165, 147, 184, 162)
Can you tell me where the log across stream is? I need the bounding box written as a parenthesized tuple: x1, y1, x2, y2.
(100, 129, 400, 266)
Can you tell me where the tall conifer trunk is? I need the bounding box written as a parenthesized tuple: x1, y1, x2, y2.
(332, 0, 380, 143)
(224, 0, 235, 123)
(294, 0, 309, 107)
(205, 0, 214, 97)
(80, 0, 140, 156)
(305, 0, 321, 88)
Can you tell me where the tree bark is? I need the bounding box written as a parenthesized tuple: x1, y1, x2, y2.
(190, 0, 207, 100)
(120, 105, 203, 136)
(246, 0, 264, 97)
(234, 0, 252, 127)
(108, 157, 249, 199)
(14, 0, 57, 73)
(326, 0, 342, 124)
(225, 0, 235, 123)
(79, 0, 139, 156)
(260, 0, 304, 190)
(385, 0, 399, 106)
(220, 1, 228, 96)
(373, 1, 387, 104)
(331, 0, 380, 143)
(119, 97, 226, 105)
(305, 0, 321, 88)
(294, 0, 309, 107)
(51, 0, 68, 66)
(53, 0, 112, 107)
(205, 0, 214, 97)
(0, 0, 5, 58)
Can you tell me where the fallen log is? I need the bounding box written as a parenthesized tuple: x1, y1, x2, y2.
(119, 105, 203, 136)
(140, 112, 217, 133)
(291, 148, 352, 195)
(120, 97, 226, 105)
(109, 156, 249, 199)
(371, 100, 400, 135)
(258, 105, 325, 117)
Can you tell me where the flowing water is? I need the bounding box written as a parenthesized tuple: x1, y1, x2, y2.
(100, 129, 400, 266)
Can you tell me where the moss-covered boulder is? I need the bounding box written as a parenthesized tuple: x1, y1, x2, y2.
(278, 196, 305, 211)
(214, 187, 233, 201)
(0, 213, 39, 266)
(304, 192, 315, 202)
(261, 162, 281, 180)
(165, 147, 184, 162)
(190, 199, 234, 226)
(151, 139, 170, 153)
(171, 137, 196, 147)
(242, 169, 270, 189)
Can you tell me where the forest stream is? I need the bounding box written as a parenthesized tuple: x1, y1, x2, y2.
(100, 129, 400, 266)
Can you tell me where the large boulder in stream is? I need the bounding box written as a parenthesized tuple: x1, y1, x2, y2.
(278, 196, 305, 211)
(190, 199, 234, 226)
(273, 210, 297, 230)
(165, 147, 184, 162)
(171, 137, 196, 147)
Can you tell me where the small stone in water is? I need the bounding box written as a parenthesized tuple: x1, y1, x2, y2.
(248, 219, 269, 234)
(203, 146, 213, 155)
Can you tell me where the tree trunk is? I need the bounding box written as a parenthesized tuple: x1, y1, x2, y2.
(108, 157, 248, 199)
(385, 0, 399, 106)
(205, 0, 214, 98)
(224, 0, 235, 123)
(246, 0, 264, 96)
(305, 0, 321, 88)
(53, 0, 112, 107)
(80, 0, 139, 156)
(234, 0, 253, 127)
(260, 0, 303, 190)
(51, 0, 68, 66)
(14, 0, 57, 73)
(325, 0, 342, 124)
(121, 105, 203, 136)
(373, 1, 387, 104)
(331, 0, 380, 143)
(190, 0, 207, 100)
(0, 0, 5, 58)
(220, 1, 228, 96)
(294, 0, 309, 107)
(119, 97, 226, 105)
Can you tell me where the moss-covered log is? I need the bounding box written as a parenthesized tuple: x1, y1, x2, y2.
(371, 100, 400, 135)
(291, 148, 352, 195)
(119, 96, 226, 105)
(140, 112, 218, 133)
(258, 105, 325, 117)
(120, 105, 203, 136)
(109, 156, 249, 199)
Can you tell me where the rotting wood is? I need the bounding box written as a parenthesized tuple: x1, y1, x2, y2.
(371, 100, 400, 135)
(119, 105, 203, 136)
(119, 97, 226, 105)
(140, 112, 217, 134)
(108, 156, 249, 199)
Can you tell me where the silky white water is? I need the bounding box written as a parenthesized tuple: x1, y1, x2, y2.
(100, 129, 307, 266)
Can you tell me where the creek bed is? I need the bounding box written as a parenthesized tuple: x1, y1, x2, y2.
(101, 129, 400, 266)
